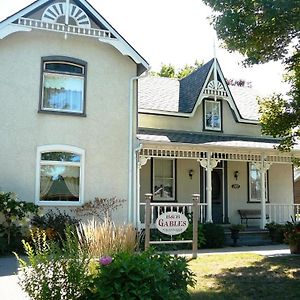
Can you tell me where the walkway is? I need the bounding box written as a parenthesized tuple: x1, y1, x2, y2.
(0, 244, 291, 300)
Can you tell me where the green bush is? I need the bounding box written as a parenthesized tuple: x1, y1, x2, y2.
(265, 222, 285, 243)
(202, 223, 225, 248)
(16, 227, 91, 300)
(86, 250, 196, 300)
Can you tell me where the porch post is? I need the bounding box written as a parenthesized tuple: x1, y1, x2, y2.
(198, 153, 219, 223)
(254, 158, 271, 229)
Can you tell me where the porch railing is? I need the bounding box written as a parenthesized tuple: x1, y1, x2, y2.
(266, 204, 300, 224)
(139, 202, 207, 229)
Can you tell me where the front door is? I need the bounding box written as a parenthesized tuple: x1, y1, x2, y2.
(212, 168, 223, 223)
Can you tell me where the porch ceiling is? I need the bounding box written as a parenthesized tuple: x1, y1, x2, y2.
(137, 128, 300, 162)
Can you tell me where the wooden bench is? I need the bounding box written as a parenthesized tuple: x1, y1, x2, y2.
(238, 209, 269, 227)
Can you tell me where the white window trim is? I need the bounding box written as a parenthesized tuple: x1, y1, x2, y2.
(248, 163, 268, 203)
(152, 158, 175, 201)
(35, 145, 85, 206)
(204, 100, 221, 131)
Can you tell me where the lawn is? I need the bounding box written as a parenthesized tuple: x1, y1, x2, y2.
(188, 253, 300, 300)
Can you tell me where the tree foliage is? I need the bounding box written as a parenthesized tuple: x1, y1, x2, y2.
(152, 60, 203, 79)
(204, 0, 300, 150)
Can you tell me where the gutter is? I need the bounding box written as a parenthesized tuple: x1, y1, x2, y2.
(128, 71, 149, 224)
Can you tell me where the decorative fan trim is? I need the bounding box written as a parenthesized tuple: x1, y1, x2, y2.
(41, 2, 91, 28)
(207, 80, 224, 91)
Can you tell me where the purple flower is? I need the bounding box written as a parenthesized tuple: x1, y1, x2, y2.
(99, 256, 112, 266)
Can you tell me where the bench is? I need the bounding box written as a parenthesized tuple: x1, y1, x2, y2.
(238, 209, 269, 227)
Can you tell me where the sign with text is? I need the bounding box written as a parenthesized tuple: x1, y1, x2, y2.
(156, 212, 189, 235)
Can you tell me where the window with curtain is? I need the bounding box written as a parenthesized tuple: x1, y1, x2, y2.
(248, 163, 269, 203)
(153, 159, 175, 201)
(36, 147, 84, 205)
(205, 100, 221, 131)
(40, 58, 86, 114)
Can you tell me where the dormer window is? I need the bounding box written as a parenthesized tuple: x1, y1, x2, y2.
(39, 56, 87, 116)
(204, 100, 221, 131)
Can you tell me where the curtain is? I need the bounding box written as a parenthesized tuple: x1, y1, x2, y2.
(40, 176, 53, 197)
(64, 177, 80, 197)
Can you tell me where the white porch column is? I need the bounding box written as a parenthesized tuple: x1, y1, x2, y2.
(198, 153, 219, 223)
(137, 155, 150, 230)
(254, 158, 271, 229)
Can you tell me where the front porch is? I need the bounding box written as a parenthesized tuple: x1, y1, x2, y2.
(135, 138, 300, 229)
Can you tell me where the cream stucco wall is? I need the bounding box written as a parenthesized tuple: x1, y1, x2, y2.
(139, 100, 262, 137)
(0, 30, 138, 222)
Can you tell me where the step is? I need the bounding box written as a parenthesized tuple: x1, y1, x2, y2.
(224, 229, 272, 246)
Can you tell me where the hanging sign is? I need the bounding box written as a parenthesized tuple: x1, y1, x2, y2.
(156, 212, 189, 235)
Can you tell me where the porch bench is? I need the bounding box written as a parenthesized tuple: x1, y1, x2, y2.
(238, 209, 269, 227)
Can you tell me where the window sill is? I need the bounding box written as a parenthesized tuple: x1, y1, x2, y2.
(36, 200, 83, 207)
(38, 109, 86, 117)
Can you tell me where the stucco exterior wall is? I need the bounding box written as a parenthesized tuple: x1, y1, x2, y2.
(0, 30, 137, 221)
(139, 100, 261, 136)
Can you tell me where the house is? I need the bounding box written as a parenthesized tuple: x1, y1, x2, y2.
(0, 0, 149, 223)
(0, 0, 299, 230)
(136, 60, 300, 229)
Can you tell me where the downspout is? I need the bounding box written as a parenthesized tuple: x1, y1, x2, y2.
(128, 71, 148, 224)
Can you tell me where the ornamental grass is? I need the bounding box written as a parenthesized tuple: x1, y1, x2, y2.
(77, 218, 139, 257)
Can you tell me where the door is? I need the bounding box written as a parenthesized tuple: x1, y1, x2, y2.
(212, 168, 223, 223)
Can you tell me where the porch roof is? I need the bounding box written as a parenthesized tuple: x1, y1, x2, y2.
(137, 128, 299, 152)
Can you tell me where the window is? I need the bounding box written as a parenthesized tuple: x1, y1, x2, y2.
(36, 145, 85, 206)
(153, 159, 175, 201)
(40, 57, 86, 115)
(204, 100, 221, 131)
(248, 163, 268, 203)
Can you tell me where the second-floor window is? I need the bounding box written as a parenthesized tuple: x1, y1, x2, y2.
(40, 57, 86, 115)
(204, 100, 221, 131)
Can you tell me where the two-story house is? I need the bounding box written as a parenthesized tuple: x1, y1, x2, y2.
(136, 59, 300, 229)
(1, 0, 299, 229)
(0, 0, 148, 223)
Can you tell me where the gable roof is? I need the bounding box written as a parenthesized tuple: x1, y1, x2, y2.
(138, 59, 261, 122)
(0, 0, 149, 74)
(179, 59, 213, 113)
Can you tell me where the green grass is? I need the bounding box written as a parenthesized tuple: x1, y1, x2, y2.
(188, 253, 300, 300)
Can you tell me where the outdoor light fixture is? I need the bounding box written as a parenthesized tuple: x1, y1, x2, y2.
(189, 169, 194, 179)
(234, 171, 239, 181)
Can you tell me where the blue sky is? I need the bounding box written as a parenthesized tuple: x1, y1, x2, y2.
(0, 0, 288, 94)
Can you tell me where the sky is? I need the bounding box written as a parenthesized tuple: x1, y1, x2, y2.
(0, 0, 289, 95)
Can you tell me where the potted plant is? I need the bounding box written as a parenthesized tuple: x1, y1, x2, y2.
(229, 224, 245, 246)
(265, 222, 285, 243)
(284, 219, 300, 254)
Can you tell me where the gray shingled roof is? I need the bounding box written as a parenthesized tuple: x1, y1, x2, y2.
(137, 128, 281, 150)
(178, 59, 213, 113)
(138, 59, 261, 121)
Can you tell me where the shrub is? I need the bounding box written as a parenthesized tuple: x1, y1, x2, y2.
(72, 197, 126, 222)
(0, 191, 38, 252)
(265, 222, 285, 243)
(77, 218, 139, 257)
(202, 223, 225, 248)
(86, 250, 196, 300)
(16, 227, 91, 300)
(31, 209, 79, 242)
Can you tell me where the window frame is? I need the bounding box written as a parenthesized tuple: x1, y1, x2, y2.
(39, 56, 87, 116)
(152, 158, 176, 202)
(204, 99, 222, 131)
(35, 145, 85, 206)
(247, 163, 269, 203)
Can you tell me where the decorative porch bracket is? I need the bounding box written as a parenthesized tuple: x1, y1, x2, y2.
(198, 154, 220, 223)
(253, 159, 272, 229)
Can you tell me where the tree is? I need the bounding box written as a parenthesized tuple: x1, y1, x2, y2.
(152, 60, 203, 79)
(203, 0, 300, 150)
